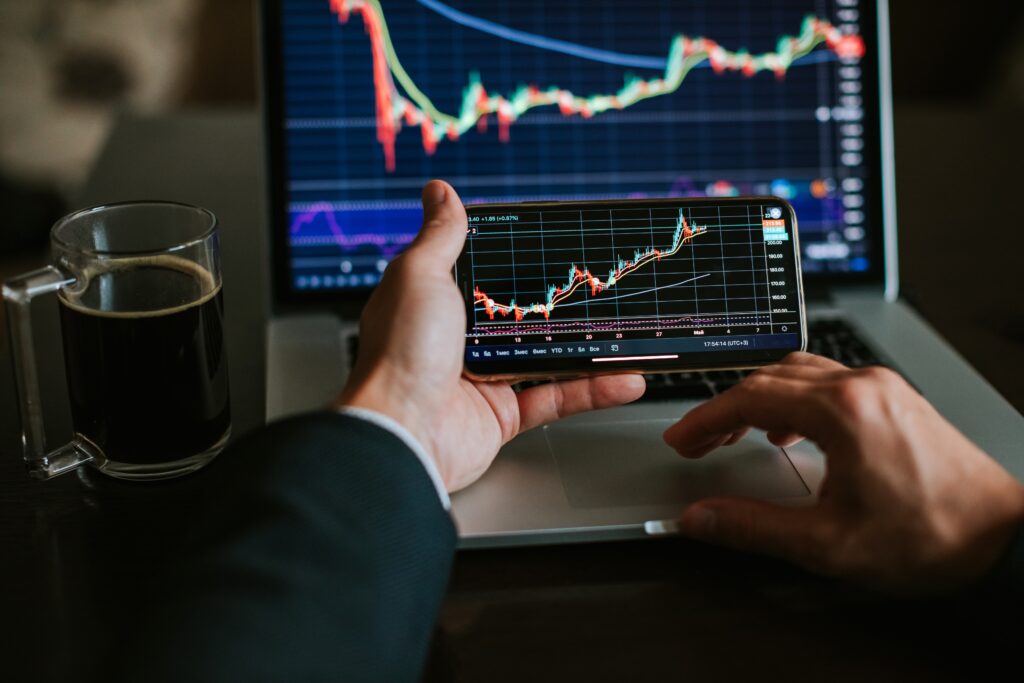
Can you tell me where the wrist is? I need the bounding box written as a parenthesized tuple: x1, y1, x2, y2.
(945, 480, 1024, 590)
(335, 371, 444, 485)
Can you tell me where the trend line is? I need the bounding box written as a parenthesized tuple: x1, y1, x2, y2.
(473, 209, 707, 322)
(415, 0, 666, 70)
(327, 0, 865, 172)
(290, 202, 416, 254)
(416, 0, 837, 71)
(498, 273, 713, 313)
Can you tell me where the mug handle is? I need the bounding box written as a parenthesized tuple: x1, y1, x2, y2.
(3, 266, 99, 479)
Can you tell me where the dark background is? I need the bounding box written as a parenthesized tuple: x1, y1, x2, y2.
(0, 3, 1021, 680)
(2, 0, 1021, 410)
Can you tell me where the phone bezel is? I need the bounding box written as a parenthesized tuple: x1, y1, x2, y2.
(456, 196, 807, 381)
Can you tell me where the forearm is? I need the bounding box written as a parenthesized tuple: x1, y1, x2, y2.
(119, 413, 457, 682)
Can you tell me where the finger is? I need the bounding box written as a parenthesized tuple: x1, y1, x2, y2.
(679, 498, 831, 571)
(780, 351, 848, 371)
(515, 374, 646, 434)
(407, 180, 468, 268)
(722, 427, 751, 446)
(754, 361, 844, 382)
(766, 430, 805, 448)
(663, 373, 844, 458)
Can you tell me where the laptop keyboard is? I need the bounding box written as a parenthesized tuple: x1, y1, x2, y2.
(344, 318, 884, 402)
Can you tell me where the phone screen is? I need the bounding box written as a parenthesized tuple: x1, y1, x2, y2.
(455, 197, 805, 378)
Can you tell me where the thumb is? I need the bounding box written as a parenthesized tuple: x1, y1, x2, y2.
(679, 498, 825, 568)
(408, 179, 467, 268)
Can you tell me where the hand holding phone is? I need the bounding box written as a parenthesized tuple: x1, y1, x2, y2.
(455, 197, 806, 380)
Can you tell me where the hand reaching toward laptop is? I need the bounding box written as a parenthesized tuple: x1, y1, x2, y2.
(337, 180, 646, 492)
(336, 178, 1023, 592)
(664, 352, 1024, 594)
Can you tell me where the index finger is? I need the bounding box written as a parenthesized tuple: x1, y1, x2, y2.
(663, 373, 846, 458)
(779, 351, 849, 371)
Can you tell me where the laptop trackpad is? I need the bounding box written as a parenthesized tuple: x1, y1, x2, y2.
(545, 419, 809, 509)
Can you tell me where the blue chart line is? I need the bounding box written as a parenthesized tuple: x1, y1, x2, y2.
(415, 0, 665, 69)
(415, 0, 836, 70)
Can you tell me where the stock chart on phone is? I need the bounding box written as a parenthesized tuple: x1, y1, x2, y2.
(280, 0, 873, 291)
(460, 200, 801, 361)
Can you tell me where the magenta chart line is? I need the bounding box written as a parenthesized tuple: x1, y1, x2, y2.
(289, 202, 417, 255)
(470, 312, 774, 336)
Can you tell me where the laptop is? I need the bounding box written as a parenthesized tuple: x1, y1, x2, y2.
(259, 0, 1024, 547)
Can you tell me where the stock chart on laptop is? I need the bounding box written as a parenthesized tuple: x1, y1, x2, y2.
(279, 0, 873, 291)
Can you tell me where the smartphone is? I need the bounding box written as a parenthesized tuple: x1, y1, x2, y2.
(455, 197, 806, 381)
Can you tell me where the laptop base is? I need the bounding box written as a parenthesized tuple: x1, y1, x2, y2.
(265, 291, 1023, 548)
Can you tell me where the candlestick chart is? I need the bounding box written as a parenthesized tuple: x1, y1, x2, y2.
(280, 0, 873, 290)
(462, 201, 799, 338)
(474, 209, 707, 323)
(328, 0, 863, 172)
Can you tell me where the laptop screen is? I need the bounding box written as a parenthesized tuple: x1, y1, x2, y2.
(267, 0, 883, 301)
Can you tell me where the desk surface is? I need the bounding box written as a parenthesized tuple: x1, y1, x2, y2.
(1, 110, 1020, 681)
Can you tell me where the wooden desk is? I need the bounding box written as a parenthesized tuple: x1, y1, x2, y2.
(1, 111, 1019, 681)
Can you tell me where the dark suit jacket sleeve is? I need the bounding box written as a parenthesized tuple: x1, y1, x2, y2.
(989, 522, 1024, 600)
(119, 412, 457, 682)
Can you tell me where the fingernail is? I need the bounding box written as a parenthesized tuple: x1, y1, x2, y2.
(422, 180, 447, 207)
(681, 506, 716, 537)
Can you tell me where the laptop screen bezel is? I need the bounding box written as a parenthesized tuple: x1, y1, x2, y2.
(261, 0, 889, 312)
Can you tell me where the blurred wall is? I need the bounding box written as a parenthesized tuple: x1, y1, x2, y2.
(0, 0, 255, 251)
(890, 1, 1024, 106)
(0, 0, 201, 193)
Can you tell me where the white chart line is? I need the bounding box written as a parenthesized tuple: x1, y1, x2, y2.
(473, 273, 712, 317)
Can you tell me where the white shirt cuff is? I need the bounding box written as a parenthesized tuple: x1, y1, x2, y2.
(335, 406, 451, 511)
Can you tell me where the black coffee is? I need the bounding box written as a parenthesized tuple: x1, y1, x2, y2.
(58, 262, 230, 465)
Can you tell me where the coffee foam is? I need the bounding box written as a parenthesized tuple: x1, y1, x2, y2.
(58, 254, 220, 319)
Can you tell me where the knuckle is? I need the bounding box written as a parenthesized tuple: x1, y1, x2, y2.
(826, 376, 874, 417)
(587, 376, 616, 409)
(496, 397, 522, 441)
(857, 364, 888, 382)
(738, 372, 772, 394)
(550, 382, 568, 417)
(859, 365, 905, 391)
(751, 364, 783, 378)
(781, 350, 812, 365)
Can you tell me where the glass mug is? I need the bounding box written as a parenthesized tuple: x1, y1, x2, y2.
(3, 201, 231, 480)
